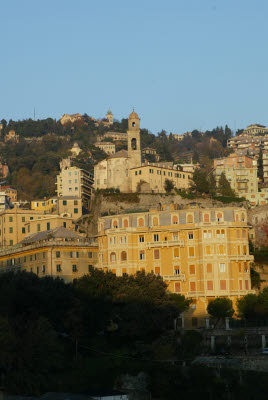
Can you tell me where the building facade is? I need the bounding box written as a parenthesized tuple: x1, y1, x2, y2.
(106, 109, 113, 125)
(4, 130, 19, 143)
(56, 160, 94, 205)
(97, 205, 254, 327)
(244, 124, 268, 136)
(0, 227, 98, 283)
(31, 196, 82, 219)
(95, 142, 116, 155)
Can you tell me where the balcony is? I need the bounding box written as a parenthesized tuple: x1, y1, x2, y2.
(146, 240, 184, 248)
(230, 255, 254, 262)
(162, 274, 186, 281)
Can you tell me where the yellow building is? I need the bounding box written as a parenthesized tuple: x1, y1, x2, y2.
(0, 207, 79, 248)
(131, 163, 192, 193)
(98, 205, 254, 327)
(244, 124, 268, 135)
(0, 227, 98, 283)
(31, 196, 83, 219)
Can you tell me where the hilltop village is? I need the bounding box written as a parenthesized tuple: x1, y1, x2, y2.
(2, 111, 268, 397)
(0, 112, 268, 325)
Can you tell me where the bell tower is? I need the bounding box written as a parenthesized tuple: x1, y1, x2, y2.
(127, 110, 141, 168)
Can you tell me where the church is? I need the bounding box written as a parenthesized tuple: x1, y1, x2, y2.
(94, 110, 193, 193)
(94, 110, 142, 193)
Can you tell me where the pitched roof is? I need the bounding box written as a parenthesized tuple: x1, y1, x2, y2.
(20, 227, 84, 245)
(108, 149, 128, 159)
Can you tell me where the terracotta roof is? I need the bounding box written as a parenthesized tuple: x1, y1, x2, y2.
(129, 110, 139, 119)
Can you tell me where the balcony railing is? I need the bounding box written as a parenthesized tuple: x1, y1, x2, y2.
(146, 240, 184, 248)
(162, 274, 186, 281)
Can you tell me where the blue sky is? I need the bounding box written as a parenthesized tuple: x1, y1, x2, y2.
(1, 0, 268, 134)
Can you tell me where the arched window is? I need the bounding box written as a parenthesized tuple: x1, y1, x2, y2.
(216, 229, 220, 238)
(113, 220, 118, 228)
(172, 215, 178, 224)
(204, 213, 210, 223)
(187, 214, 193, 223)
(123, 219, 128, 228)
(221, 229, 225, 238)
(121, 251, 127, 262)
(203, 230, 207, 239)
(110, 252, 116, 262)
(235, 214, 239, 222)
(131, 138, 137, 150)
(153, 217, 158, 226)
(138, 218, 144, 227)
(217, 213, 223, 222)
(242, 230, 246, 239)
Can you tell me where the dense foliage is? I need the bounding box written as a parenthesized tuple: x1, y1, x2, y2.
(0, 270, 190, 395)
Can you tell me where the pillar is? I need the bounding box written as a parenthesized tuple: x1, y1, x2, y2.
(211, 335, 215, 352)
(205, 318, 210, 329)
(262, 335, 266, 350)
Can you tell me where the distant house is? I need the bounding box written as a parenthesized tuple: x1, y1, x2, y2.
(4, 130, 19, 143)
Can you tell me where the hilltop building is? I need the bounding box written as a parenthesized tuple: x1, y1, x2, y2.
(244, 124, 268, 136)
(4, 130, 19, 143)
(0, 227, 98, 282)
(60, 113, 83, 125)
(70, 142, 82, 157)
(106, 109, 113, 125)
(95, 142, 116, 155)
(0, 186, 17, 202)
(94, 111, 193, 193)
(97, 204, 254, 327)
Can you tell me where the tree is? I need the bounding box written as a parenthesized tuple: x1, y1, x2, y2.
(236, 293, 259, 320)
(189, 169, 210, 194)
(207, 298, 234, 325)
(164, 178, 174, 193)
(258, 150, 264, 182)
(208, 173, 217, 196)
(218, 172, 235, 197)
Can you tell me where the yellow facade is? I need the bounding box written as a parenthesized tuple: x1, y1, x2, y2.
(98, 206, 254, 327)
(0, 208, 78, 248)
(131, 164, 192, 193)
(31, 198, 58, 213)
(0, 241, 98, 283)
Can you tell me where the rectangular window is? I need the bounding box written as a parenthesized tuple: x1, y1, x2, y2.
(190, 282, 196, 292)
(88, 264, 93, 271)
(155, 267, 160, 274)
(220, 280, 227, 290)
(56, 264, 61, 272)
(47, 223, 50, 230)
(139, 235, 144, 243)
(175, 282, 181, 293)
(154, 249, 160, 259)
(56, 251, 60, 258)
(189, 265, 195, 275)
(9, 217, 13, 222)
(72, 264, 77, 272)
(42, 265, 46, 273)
(37, 224, 41, 232)
(9, 227, 13, 233)
(188, 232, 194, 240)
(9, 240, 13, 246)
(243, 245, 247, 255)
(245, 280, 249, 290)
(174, 267, 180, 275)
(207, 264, 212, 273)
(239, 280, 243, 290)
(63, 200, 67, 205)
(30, 217, 33, 221)
(36, 266, 39, 275)
(174, 248, 179, 258)
(219, 263, 225, 273)
(22, 217, 25, 222)
(76, 252, 79, 258)
(139, 250, 145, 260)
(88, 252, 93, 258)
(154, 234, 159, 242)
(207, 281, 213, 290)
(189, 247, 195, 257)
(74, 208, 78, 214)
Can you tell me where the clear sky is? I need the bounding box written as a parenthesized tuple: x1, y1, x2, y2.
(1, 0, 267, 134)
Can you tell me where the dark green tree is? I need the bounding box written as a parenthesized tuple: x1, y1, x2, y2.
(218, 172, 235, 197)
(190, 169, 210, 194)
(164, 178, 175, 193)
(208, 173, 217, 196)
(207, 298, 234, 325)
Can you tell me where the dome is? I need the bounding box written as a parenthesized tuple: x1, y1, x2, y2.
(129, 110, 139, 119)
(107, 109, 112, 115)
